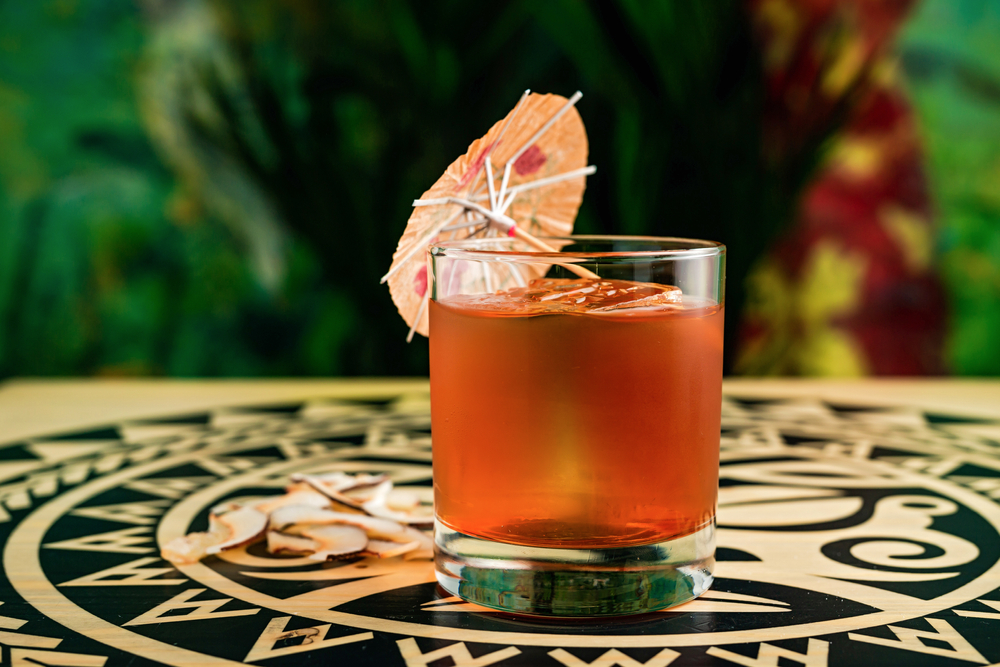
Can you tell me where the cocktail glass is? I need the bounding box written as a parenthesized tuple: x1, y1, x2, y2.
(428, 235, 725, 616)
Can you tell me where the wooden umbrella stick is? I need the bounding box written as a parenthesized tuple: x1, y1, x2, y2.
(381, 207, 467, 284)
(508, 263, 528, 287)
(463, 90, 530, 206)
(485, 158, 498, 210)
(398, 198, 598, 282)
(444, 197, 515, 228)
(506, 91, 583, 169)
(417, 166, 597, 208)
(493, 90, 531, 151)
(407, 291, 430, 343)
(483, 261, 494, 293)
(441, 216, 487, 233)
(510, 227, 599, 280)
(423, 198, 600, 281)
(500, 166, 597, 208)
(498, 161, 513, 211)
(494, 92, 584, 211)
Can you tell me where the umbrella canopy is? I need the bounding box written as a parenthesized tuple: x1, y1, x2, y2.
(382, 91, 596, 340)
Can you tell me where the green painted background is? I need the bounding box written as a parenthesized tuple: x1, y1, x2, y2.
(899, 0, 1000, 374)
(0, 0, 996, 377)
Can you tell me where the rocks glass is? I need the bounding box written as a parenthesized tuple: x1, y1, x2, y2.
(428, 236, 725, 616)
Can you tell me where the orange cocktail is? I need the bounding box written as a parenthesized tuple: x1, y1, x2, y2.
(428, 236, 725, 616)
(430, 278, 723, 549)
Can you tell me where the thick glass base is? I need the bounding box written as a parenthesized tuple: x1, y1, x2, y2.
(434, 520, 715, 617)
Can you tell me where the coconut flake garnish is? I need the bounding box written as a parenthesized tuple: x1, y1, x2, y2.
(160, 472, 434, 565)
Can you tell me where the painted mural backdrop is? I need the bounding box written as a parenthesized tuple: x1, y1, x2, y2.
(0, 0, 996, 378)
(900, 0, 1000, 375)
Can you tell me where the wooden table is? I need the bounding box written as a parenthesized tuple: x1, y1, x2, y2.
(0, 378, 998, 666)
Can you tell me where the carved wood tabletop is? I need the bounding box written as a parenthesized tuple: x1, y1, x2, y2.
(0, 378, 998, 666)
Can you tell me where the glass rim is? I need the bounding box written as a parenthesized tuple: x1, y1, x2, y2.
(428, 235, 726, 262)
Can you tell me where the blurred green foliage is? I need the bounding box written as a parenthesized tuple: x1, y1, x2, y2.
(0, 0, 877, 376)
(899, 0, 1000, 375)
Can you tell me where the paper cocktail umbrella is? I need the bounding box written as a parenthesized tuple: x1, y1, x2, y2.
(382, 91, 597, 340)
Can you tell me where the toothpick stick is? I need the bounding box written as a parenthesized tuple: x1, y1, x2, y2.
(511, 226, 599, 280)
(425, 165, 597, 207)
(441, 216, 487, 233)
(483, 261, 494, 293)
(485, 158, 497, 211)
(491, 94, 585, 212)
(468, 221, 490, 238)
(506, 91, 583, 169)
(406, 291, 430, 343)
(507, 263, 528, 287)
(407, 196, 599, 280)
(500, 188, 517, 217)
(503, 166, 596, 203)
(459, 90, 530, 209)
(382, 206, 465, 283)
(495, 166, 598, 219)
(441, 197, 517, 231)
(493, 90, 530, 151)
(446, 260, 462, 297)
(498, 161, 513, 214)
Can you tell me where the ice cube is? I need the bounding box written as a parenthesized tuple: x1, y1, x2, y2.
(441, 278, 682, 315)
(524, 278, 681, 312)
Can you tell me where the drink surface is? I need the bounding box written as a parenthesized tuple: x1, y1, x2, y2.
(430, 278, 724, 549)
(446, 278, 683, 314)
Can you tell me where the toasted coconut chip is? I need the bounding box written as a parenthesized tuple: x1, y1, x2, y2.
(401, 486, 434, 504)
(170, 472, 431, 564)
(269, 505, 406, 540)
(396, 526, 435, 559)
(374, 525, 434, 556)
(362, 539, 420, 559)
(326, 499, 369, 515)
(359, 479, 392, 504)
(269, 505, 364, 532)
(254, 489, 330, 514)
(204, 506, 268, 555)
(365, 507, 434, 528)
(364, 498, 434, 528)
(340, 480, 391, 504)
(309, 471, 370, 492)
(285, 481, 365, 515)
(161, 531, 225, 565)
(266, 531, 319, 555)
(292, 474, 368, 511)
(291, 472, 388, 495)
(336, 473, 390, 492)
(386, 489, 420, 511)
(300, 524, 368, 561)
(321, 493, 369, 514)
(277, 523, 310, 537)
(402, 526, 434, 550)
(407, 505, 435, 519)
(269, 504, 334, 530)
(308, 471, 353, 489)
